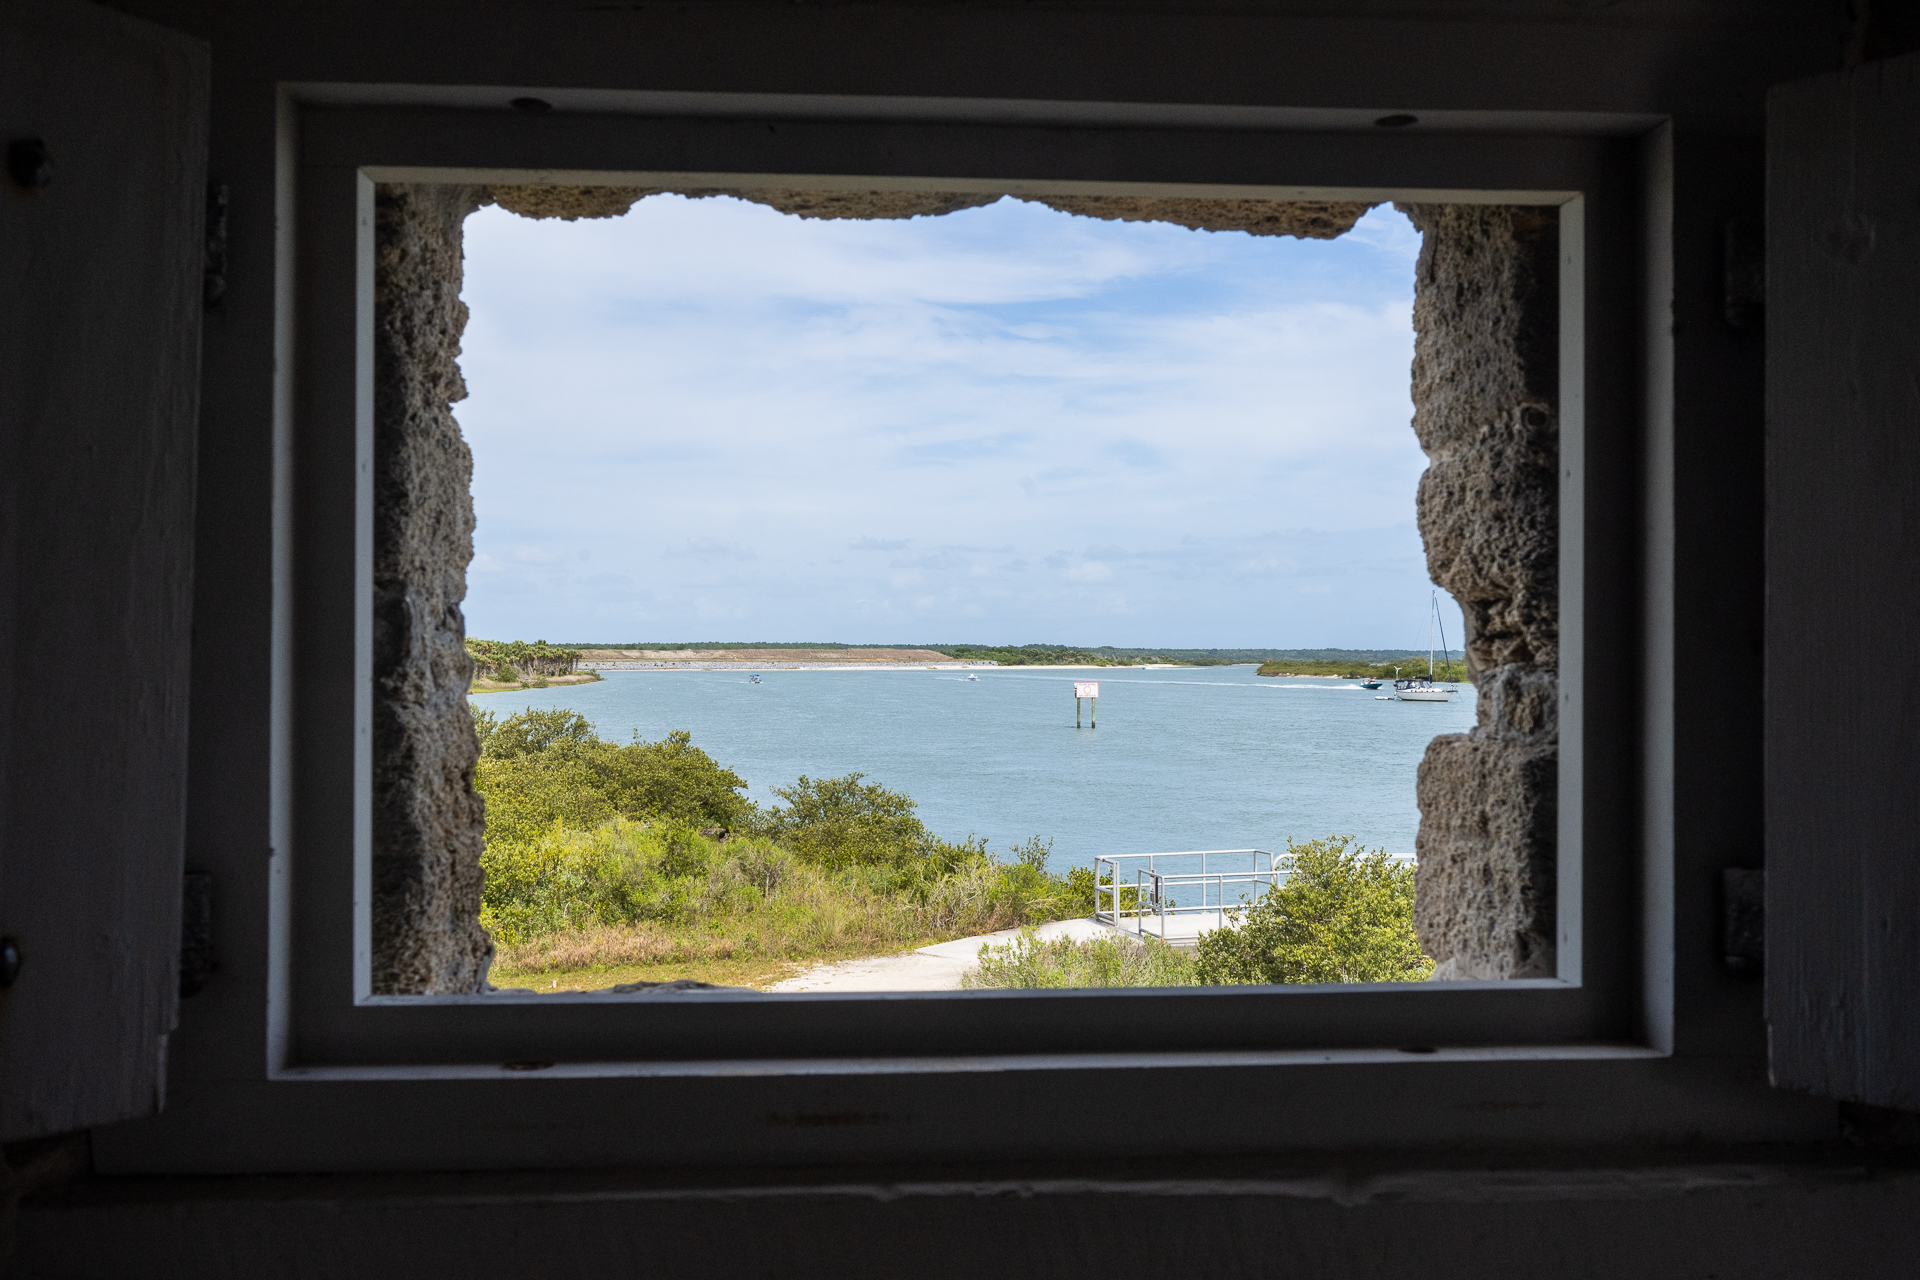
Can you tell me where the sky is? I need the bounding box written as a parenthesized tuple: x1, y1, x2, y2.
(455, 194, 1465, 651)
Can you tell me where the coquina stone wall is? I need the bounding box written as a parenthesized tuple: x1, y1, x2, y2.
(1398, 203, 1560, 981)
(371, 185, 1553, 991)
(483, 183, 1374, 237)
(371, 183, 494, 994)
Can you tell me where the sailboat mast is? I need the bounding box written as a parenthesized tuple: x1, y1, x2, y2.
(1428, 593, 1435, 679)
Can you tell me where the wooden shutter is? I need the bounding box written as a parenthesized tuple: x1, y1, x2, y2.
(1766, 51, 1920, 1109)
(0, 0, 208, 1138)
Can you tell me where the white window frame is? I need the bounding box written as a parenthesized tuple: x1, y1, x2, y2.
(94, 94, 1838, 1177)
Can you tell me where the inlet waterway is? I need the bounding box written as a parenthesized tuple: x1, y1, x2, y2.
(470, 665, 1476, 876)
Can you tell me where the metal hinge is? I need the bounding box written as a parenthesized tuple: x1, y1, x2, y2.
(1724, 220, 1764, 330)
(203, 183, 228, 310)
(1722, 867, 1764, 977)
(180, 872, 215, 996)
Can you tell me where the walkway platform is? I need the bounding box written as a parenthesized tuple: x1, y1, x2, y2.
(1110, 910, 1234, 950)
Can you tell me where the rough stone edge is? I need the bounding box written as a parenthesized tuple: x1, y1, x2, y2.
(485, 186, 996, 222)
(1030, 196, 1374, 239)
(1399, 203, 1560, 981)
(371, 183, 495, 995)
(485, 185, 1375, 238)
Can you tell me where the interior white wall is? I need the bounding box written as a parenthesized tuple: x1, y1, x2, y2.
(15, 0, 1917, 1272)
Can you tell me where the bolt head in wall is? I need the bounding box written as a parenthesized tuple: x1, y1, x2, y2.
(8, 137, 53, 189)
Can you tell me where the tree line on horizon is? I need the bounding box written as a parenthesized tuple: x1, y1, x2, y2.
(1257, 655, 1472, 682)
(467, 638, 584, 684)
(532, 640, 1465, 666)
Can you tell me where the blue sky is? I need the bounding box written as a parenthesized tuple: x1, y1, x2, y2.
(455, 195, 1464, 650)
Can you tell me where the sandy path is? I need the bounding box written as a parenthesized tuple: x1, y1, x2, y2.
(765, 951, 975, 993)
(766, 917, 1125, 993)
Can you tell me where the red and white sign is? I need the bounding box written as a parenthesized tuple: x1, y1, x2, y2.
(1074, 681, 1100, 699)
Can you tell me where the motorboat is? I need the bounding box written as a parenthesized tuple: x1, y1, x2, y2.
(965, 673, 980, 681)
(748, 674, 761, 684)
(1360, 680, 1383, 689)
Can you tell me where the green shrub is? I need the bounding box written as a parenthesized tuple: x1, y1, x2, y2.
(1195, 835, 1434, 985)
(475, 755, 618, 847)
(752, 772, 943, 870)
(476, 708, 595, 758)
(962, 929, 1197, 988)
(471, 708, 749, 836)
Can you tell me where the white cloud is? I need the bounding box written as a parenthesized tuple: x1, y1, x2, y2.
(661, 538, 758, 562)
(455, 200, 1458, 646)
(1063, 561, 1116, 584)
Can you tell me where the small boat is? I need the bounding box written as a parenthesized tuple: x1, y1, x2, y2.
(1392, 591, 1459, 702)
(748, 674, 761, 684)
(965, 673, 980, 681)
(1394, 680, 1452, 702)
(1360, 680, 1383, 690)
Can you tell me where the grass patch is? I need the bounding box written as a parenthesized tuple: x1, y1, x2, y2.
(490, 947, 812, 993)
(481, 822, 984, 989)
(960, 929, 1197, 989)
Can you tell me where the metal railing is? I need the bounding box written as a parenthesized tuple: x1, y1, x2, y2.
(1092, 848, 1281, 940)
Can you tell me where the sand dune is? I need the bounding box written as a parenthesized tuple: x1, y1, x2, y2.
(578, 647, 955, 665)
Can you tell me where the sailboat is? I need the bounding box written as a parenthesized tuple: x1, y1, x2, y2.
(1394, 592, 1458, 703)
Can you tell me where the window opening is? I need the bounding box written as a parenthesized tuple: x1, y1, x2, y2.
(369, 183, 1559, 1000)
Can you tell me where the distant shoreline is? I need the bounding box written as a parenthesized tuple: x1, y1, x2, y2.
(577, 647, 957, 667)
(583, 661, 989, 672)
(575, 661, 1253, 673)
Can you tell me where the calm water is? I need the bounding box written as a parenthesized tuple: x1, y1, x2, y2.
(470, 666, 1475, 876)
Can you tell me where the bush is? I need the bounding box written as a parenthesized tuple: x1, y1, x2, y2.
(919, 849, 1071, 935)
(475, 707, 595, 758)
(962, 929, 1196, 988)
(1195, 835, 1434, 985)
(475, 755, 619, 848)
(752, 772, 945, 871)
(471, 707, 749, 840)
